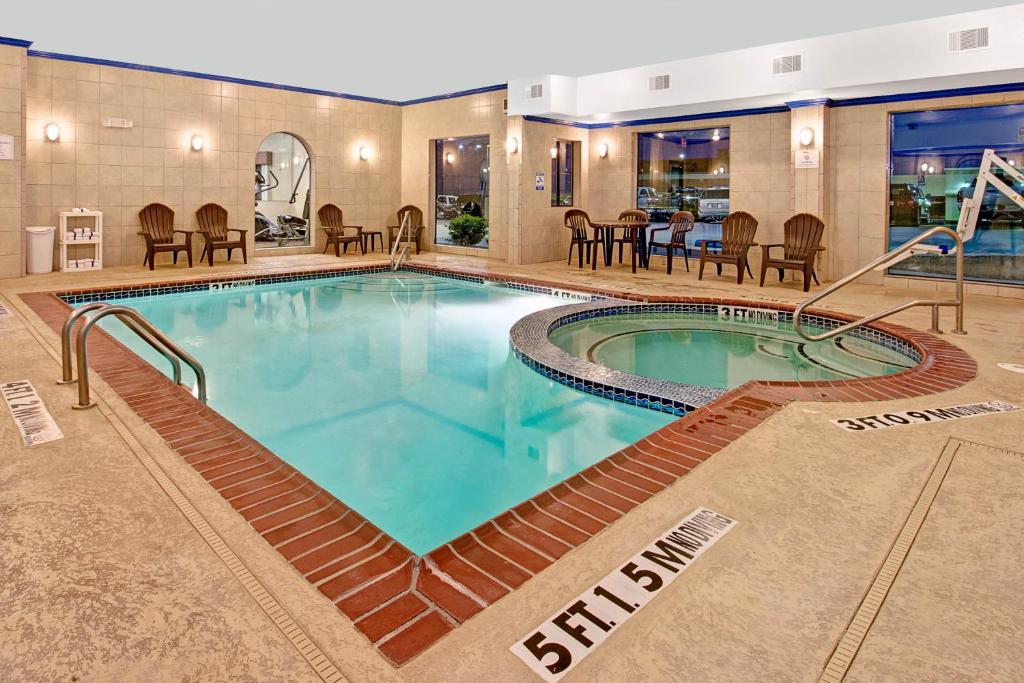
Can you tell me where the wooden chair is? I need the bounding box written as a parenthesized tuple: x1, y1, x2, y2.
(318, 204, 364, 256)
(759, 213, 826, 292)
(387, 205, 425, 254)
(648, 211, 695, 274)
(138, 203, 192, 270)
(195, 203, 247, 266)
(698, 211, 758, 284)
(564, 209, 597, 268)
(610, 210, 649, 273)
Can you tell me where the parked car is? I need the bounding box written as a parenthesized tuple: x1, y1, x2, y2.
(698, 187, 730, 220)
(672, 186, 703, 215)
(637, 186, 679, 222)
(436, 194, 459, 219)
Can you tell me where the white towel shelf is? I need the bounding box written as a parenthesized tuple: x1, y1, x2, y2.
(59, 211, 103, 272)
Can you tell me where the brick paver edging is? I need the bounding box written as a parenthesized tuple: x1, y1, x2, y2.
(19, 263, 976, 666)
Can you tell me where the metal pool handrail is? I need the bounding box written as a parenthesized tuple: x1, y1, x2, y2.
(59, 302, 207, 409)
(793, 226, 965, 342)
(389, 212, 411, 271)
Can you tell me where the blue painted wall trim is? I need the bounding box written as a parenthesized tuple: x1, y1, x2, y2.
(525, 105, 790, 130)
(21, 44, 508, 107)
(786, 98, 833, 109)
(401, 83, 507, 106)
(0, 36, 32, 48)
(829, 81, 1024, 107)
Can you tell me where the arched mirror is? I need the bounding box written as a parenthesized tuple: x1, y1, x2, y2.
(254, 132, 312, 249)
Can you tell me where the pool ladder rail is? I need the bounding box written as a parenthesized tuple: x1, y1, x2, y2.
(389, 211, 412, 272)
(793, 225, 966, 342)
(793, 147, 1024, 342)
(58, 302, 208, 410)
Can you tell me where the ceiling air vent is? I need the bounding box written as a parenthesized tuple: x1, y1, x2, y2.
(772, 54, 802, 75)
(948, 27, 989, 52)
(528, 83, 544, 99)
(648, 74, 671, 92)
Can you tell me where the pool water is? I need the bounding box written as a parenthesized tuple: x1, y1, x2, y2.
(549, 313, 915, 389)
(87, 273, 670, 554)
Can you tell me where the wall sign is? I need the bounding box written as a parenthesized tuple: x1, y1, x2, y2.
(0, 134, 13, 161)
(831, 400, 1019, 432)
(535, 172, 545, 191)
(2, 380, 64, 447)
(717, 305, 780, 326)
(208, 278, 256, 291)
(511, 507, 736, 682)
(794, 149, 819, 169)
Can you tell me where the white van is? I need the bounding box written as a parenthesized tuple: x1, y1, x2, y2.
(698, 187, 730, 220)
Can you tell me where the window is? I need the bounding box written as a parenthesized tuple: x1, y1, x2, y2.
(551, 140, 575, 207)
(434, 135, 489, 248)
(636, 127, 729, 252)
(888, 105, 1024, 285)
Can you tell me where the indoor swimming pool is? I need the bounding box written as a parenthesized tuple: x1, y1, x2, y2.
(81, 271, 671, 554)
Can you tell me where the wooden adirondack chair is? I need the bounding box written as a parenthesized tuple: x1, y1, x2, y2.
(387, 205, 425, 254)
(318, 204, 364, 256)
(759, 213, 825, 292)
(698, 211, 758, 284)
(648, 211, 695, 274)
(195, 203, 247, 266)
(138, 203, 192, 270)
(564, 209, 597, 268)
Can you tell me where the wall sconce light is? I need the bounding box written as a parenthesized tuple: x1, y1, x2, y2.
(550, 144, 559, 159)
(597, 143, 609, 158)
(798, 127, 815, 147)
(711, 129, 721, 142)
(927, 165, 936, 174)
(190, 134, 203, 152)
(920, 162, 929, 172)
(359, 146, 371, 161)
(44, 122, 60, 142)
(713, 169, 719, 176)
(1010, 159, 1017, 167)
(445, 152, 455, 164)
(506, 137, 519, 154)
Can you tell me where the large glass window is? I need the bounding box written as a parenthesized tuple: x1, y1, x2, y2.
(434, 135, 489, 248)
(636, 127, 730, 251)
(889, 105, 1024, 285)
(551, 140, 575, 207)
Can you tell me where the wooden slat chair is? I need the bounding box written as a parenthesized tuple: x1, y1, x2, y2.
(564, 209, 597, 268)
(138, 203, 192, 270)
(611, 209, 649, 273)
(698, 211, 758, 284)
(759, 213, 826, 292)
(648, 211, 695, 275)
(195, 203, 247, 266)
(387, 205, 425, 254)
(318, 204, 364, 256)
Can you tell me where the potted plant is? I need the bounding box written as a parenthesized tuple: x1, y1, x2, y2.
(447, 214, 488, 247)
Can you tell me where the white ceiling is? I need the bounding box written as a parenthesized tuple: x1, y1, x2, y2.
(6, 0, 1021, 102)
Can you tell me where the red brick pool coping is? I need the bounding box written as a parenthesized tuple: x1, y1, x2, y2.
(20, 262, 976, 666)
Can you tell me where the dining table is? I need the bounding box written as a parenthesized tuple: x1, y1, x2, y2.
(588, 218, 651, 273)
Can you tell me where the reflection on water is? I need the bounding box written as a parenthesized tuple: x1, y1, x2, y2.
(86, 274, 669, 554)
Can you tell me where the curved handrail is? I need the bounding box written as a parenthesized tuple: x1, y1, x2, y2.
(793, 226, 965, 342)
(62, 304, 207, 409)
(60, 302, 182, 386)
(389, 212, 411, 271)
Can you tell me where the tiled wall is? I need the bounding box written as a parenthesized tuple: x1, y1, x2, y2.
(0, 45, 24, 278)
(515, 119, 588, 264)
(400, 91, 508, 261)
(22, 56, 401, 269)
(586, 111, 793, 274)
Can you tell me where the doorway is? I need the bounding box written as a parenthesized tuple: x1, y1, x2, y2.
(254, 132, 312, 249)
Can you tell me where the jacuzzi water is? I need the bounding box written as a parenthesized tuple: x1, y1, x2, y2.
(82, 273, 671, 554)
(549, 312, 916, 389)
